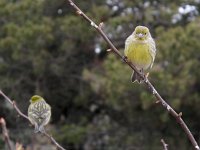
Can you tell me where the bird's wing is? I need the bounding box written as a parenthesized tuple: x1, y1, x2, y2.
(148, 38, 156, 68)
(124, 34, 133, 56)
(40, 104, 51, 126)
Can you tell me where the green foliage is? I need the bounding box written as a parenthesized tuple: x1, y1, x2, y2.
(156, 19, 200, 109)
(0, 137, 4, 150)
(81, 11, 200, 150)
(0, 0, 200, 149)
(55, 124, 88, 147)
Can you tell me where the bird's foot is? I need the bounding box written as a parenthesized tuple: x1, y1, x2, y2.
(122, 56, 128, 62)
(145, 72, 149, 78)
(143, 72, 149, 83)
(138, 69, 148, 83)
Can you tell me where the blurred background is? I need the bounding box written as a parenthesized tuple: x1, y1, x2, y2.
(0, 0, 200, 149)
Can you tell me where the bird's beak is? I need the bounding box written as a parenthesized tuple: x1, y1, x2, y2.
(138, 33, 144, 38)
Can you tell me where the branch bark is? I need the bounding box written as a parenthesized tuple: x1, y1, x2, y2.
(0, 118, 13, 150)
(0, 90, 66, 150)
(161, 139, 168, 150)
(67, 0, 200, 149)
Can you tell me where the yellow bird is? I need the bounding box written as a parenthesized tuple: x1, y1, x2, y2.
(28, 95, 51, 133)
(124, 26, 156, 83)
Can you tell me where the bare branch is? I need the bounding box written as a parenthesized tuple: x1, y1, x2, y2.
(67, 0, 200, 149)
(0, 118, 13, 150)
(0, 90, 66, 150)
(161, 139, 168, 150)
(43, 132, 66, 150)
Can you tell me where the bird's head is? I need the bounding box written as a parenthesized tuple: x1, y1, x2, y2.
(30, 95, 44, 103)
(134, 26, 150, 41)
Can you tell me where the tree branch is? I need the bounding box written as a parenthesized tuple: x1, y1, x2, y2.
(161, 139, 168, 150)
(0, 90, 66, 150)
(67, 0, 200, 149)
(0, 118, 13, 150)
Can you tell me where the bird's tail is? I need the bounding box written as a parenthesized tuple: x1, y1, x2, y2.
(39, 125, 45, 133)
(131, 71, 143, 83)
(34, 124, 39, 133)
(34, 125, 45, 133)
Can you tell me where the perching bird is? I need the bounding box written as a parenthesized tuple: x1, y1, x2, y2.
(124, 25, 156, 83)
(28, 95, 51, 133)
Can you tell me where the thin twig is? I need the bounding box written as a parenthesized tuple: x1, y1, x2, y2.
(43, 131, 65, 150)
(0, 90, 66, 150)
(0, 118, 13, 150)
(161, 139, 168, 150)
(67, 0, 200, 149)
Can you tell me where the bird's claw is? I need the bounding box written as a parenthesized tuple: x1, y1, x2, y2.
(145, 72, 149, 78)
(122, 56, 129, 63)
